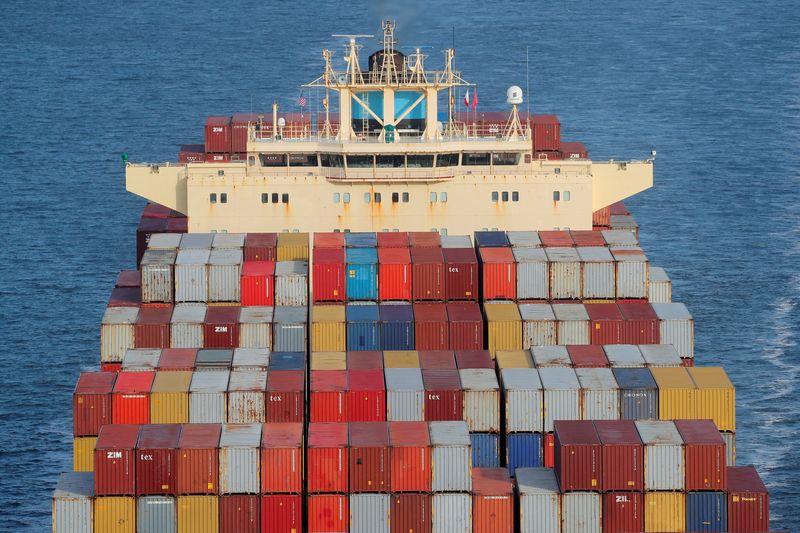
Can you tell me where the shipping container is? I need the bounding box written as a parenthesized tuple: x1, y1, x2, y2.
(158, 348, 198, 371)
(411, 247, 445, 301)
(231, 348, 269, 371)
(603, 491, 643, 533)
(260, 494, 302, 533)
(501, 368, 543, 432)
(311, 351, 347, 371)
(101, 306, 139, 362)
(539, 230, 573, 248)
(604, 344, 646, 368)
(94, 424, 139, 495)
(346, 248, 379, 300)
(611, 246, 649, 299)
(455, 349, 493, 369)
(378, 247, 412, 301)
(554, 420, 602, 492)
(312, 248, 345, 303)
(346, 232, 378, 248)
(311, 305, 346, 352)
(459, 369, 500, 432)
(651, 367, 696, 420)
(613, 368, 658, 420)
(377, 231, 409, 248)
(727, 466, 769, 532)
(593, 420, 643, 491)
(516, 468, 560, 533)
(480, 247, 516, 300)
(561, 492, 601, 533)
(94, 496, 136, 533)
(349, 422, 390, 492)
(205, 116, 232, 153)
(553, 303, 590, 344)
(539, 367, 581, 432)
(268, 352, 306, 371)
(259, 422, 303, 494)
(648, 266, 672, 303)
(176, 423, 220, 495)
(189, 370, 230, 423)
(441, 234, 472, 248)
(568, 345, 608, 368)
(347, 369, 386, 421)
(414, 303, 449, 350)
(346, 302, 380, 351)
(652, 303, 694, 359)
(383, 350, 420, 368)
(601, 229, 638, 247)
(122, 347, 161, 372)
(639, 343, 681, 367)
(688, 366, 736, 431)
(347, 350, 383, 370)
(406, 231, 439, 248)
(576, 368, 620, 420)
(432, 493, 471, 533)
(484, 302, 522, 357)
(422, 369, 463, 421)
(441, 247, 479, 301)
(686, 492, 728, 532)
(532, 345, 571, 367)
(644, 491, 685, 532)
(207, 249, 242, 303)
(108, 284, 141, 308)
(228, 370, 268, 423)
(570, 230, 604, 247)
(519, 304, 557, 348)
(136, 424, 180, 496)
(618, 302, 660, 344)
(585, 303, 622, 344)
(231, 113, 259, 153)
(545, 247, 581, 300)
(635, 420, 684, 490)
(112, 372, 154, 424)
(675, 419, 727, 491)
(244, 233, 277, 262)
(176, 495, 219, 533)
(203, 306, 240, 349)
(723, 431, 737, 466)
(238, 306, 273, 349)
(389, 421, 431, 492)
(506, 432, 543, 475)
(135, 306, 173, 349)
(307, 423, 349, 493)
(514, 247, 549, 300)
(446, 302, 483, 351)
(385, 368, 425, 421)
(314, 232, 345, 248)
(576, 247, 615, 299)
(272, 306, 307, 352)
(507, 230, 542, 248)
(175, 249, 210, 304)
(137, 217, 169, 265)
(379, 303, 415, 350)
(240, 261, 275, 307)
(474, 230, 509, 248)
(170, 304, 206, 348)
(276, 232, 309, 262)
(532, 114, 561, 151)
(52, 472, 93, 533)
(470, 433, 500, 467)
(310, 370, 347, 422)
(429, 421, 472, 492)
(472, 468, 513, 533)
(151, 371, 192, 423)
(308, 494, 348, 533)
(265, 371, 304, 423)
(73, 372, 115, 436)
(141, 249, 177, 304)
(391, 493, 432, 533)
(219, 423, 262, 494)
(220, 494, 259, 533)
(73, 436, 96, 471)
(496, 349, 534, 369)
(350, 494, 390, 533)
(274, 261, 308, 306)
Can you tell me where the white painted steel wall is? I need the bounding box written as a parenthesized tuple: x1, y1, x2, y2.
(175, 249, 210, 302)
(208, 248, 242, 302)
(430, 422, 472, 492)
(459, 369, 500, 432)
(350, 494, 390, 533)
(562, 492, 601, 533)
(219, 423, 261, 494)
(432, 493, 471, 533)
(501, 368, 544, 433)
(385, 369, 425, 421)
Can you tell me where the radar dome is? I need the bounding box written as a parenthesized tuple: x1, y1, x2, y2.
(506, 86, 523, 105)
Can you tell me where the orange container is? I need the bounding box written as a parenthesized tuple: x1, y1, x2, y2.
(111, 372, 154, 424)
(389, 421, 431, 492)
(260, 423, 304, 494)
(479, 248, 516, 301)
(240, 261, 275, 306)
(472, 468, 514, 533)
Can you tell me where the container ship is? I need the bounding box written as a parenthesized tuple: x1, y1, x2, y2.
(53, 22, 778, 533)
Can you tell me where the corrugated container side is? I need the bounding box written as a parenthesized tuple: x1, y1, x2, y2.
(141, 258, 175, 304)
(562, 492, 601, 533)
(73, 437, 96, 472)
(272, 322, 307, 352)
(274, 264, 308, 306)
(260, 442, 302, 494)
(603, 492, 643, 533)
(312, 322, 346, 352)
(727, 466, 769, 532)
(260, 494, 302, 533)
(101, 307, 138, 362)
(239, 319, 272, 349)
(522, 319, 556, 348)
(175, 262, 208, 303)
(689, 367, 736, 431)
(350, 494, 390, 533)
(460, 369, 501, 432)
(686, 492, 727, 532)
(431, 447, 471, 492)
(549, 260, 582, 300)
(636, 420, 685, 491)
(543, 388, 580, 433)
(208, 251, 242, 303)
(432, 493, 471, 533)
(137, 496, 176, 532)
(653, 303, 694, 358)
(722, 431, 736, 465)
(502, 371, 544, 433)
(177, 495, 219, 533)
(506, 433, 543, 475)
(52, 472, 94, 533)
(644, 491, 684, 532)
(485, 315, 522, 358)
(219, 494, 259, 533)
(93, 496, 135, 533)
(389, 440, 431, 493)
(472, 474, 514, 533)
(176, 436, 220, 496)
(307, 494, 348, 533)
(276, 233, 309, 262)
(580, 259, 615, 299)
(391, 494, 432, 533)
(517, 469, 560, 533)
(514, 253, 549, 300)
(648, 266, 672, 303)
(219, 447, 260, 494)
(470, 433, 500, 467)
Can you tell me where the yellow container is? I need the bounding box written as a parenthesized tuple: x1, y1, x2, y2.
(94, 496, 136, 533)
(277, 232, 309, 261)
(583, 299, 615, 304)
(311, 305, 346, 352)
(644, 492, 685, 532)
(150, 371, 192, 423)
(651, 367, 696, 421)
(484, 302, 522, 358)
(73, 437, 96, 472)
(688, 367, 736, 431)
(178, 495, 219, 533)
(311, 352, 347, 370)
(495, 350, 533, 369)
(383, 350, 420, 368)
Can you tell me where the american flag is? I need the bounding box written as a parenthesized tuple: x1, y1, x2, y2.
(298, 95, 307, 107)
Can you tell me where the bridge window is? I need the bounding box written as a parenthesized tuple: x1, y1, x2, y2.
(402, 192, 409, 203)
(374, 193, 382, 203)
(512, 191, 519, 202)
(333, 193, 341, 203)
(430, 192, 437, 202)
(220, 193, 228, 204)
(407, 154, 434, 168)
(282, 194, 289, 204)
(210, 193, 217, 204)
(261, 193, 269, 204)
(392, 192, 399, 203)
(491, 191, 499, 202)
(563, 191, 571, 201)
(502, 192, 509, 202)
(377, 155, 405, 168)
(347, 154, 374, 168)
(493, 152, 521, 165)
(272, 193, 279, 203)
(320, 154, 344, 167)
(289, 154, 318, 167)
(436, 153, 459, 167)
(343, 193, 351, 204)
(464, 152, 491, 166)
(440, 192, 448, 202)
(259, 153, 286, 167)
(553, 191, 560, 202)
(364, 192, 371, 203)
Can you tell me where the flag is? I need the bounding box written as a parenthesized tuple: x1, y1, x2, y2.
(472, 88, 478, 110)
(464, 89, 470, 108)
(299, 95, 307, 107)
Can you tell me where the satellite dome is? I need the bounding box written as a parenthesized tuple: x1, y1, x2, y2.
(506, 86, 523, 105)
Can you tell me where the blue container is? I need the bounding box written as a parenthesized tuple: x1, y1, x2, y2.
(686, 492, 727, 532)
(346, 248, 378, 300)
(470, 433, 500, 467)
(345, 232, 378, 248)
(612, 368, 659, 420)
(269, 351, 306, 371)
(473, 231, 509, 248)
(346, 303, 380, 351)
(379, 303, 415, 350)
(506, 432, 543, 476)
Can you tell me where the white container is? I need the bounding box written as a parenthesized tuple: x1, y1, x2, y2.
(385, 368, 425, 421)
(648, 266, 672, 303)
(635, 420, 685, 491)
(239, 306, 273, 349)
(610, 214, 639, 237)
(501, 368, 543, 433)
(604, 344, 646, 367)
(429, 421, 472, 492)
(601, 229, 638, 247)
(189, 370, 229, 423)
(219, 423, 261, 494)
(507, 231, 542, 248)
(227, 370, 268, 423)
(208, 248, 242, 302)
(519, 303, 556, 348)
(212, 232, 246, 249)
(458, 369, 500, 432)
(531, 345, 571, 367)
(441, 235, 472, 248)
(538, 367, 580, 432)
(272, 306, 308, 352)
(639, 344, 682, 367)
(545, 247, 582, 300)
(350, 494, 390, 533)
(52, 472, 93, 533)
(100, 306, 138, 362)
(432, 493, 471, 533)
(232, 348, 270, 370)
(274, 261, 309, 306)
(121, 348, 161, 372)
(141, 249, 176, 303)
(652, 303, 694, 359)
(612, 246, 649, 299)
(148, 233, 182, 250)
(552, 304, 589, 344)
(170, 303, 207, 348)
(179, 233, 214, 249)
(514, 248, 549, 300)
(174, 249, 210, 303)
(576, 368, 619, 420)
(562, 492, 601, 533)
(516, 468, 560, 533)
(722, 431, 736, 465)
(577, 246, 615, 299)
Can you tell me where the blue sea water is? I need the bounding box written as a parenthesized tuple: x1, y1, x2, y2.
(0, 0, 798, 530)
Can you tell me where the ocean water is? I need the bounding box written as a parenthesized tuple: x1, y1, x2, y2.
(0, 0, 798, 529)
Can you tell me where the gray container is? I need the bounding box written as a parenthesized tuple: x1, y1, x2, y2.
(219, 423, 262, 494)
(577, 247, 615, 299)
(612, 246, 649, 299)
(148, 233, 182, 250)
(350, 494, 390, 533)
(273, 306, 308, 352)
(239, 306, 274, 349)
(613, 368, 659, 420)
(601, 229, 638, 247)
(174, 249, 210, 303)
(648, 266, 672, 303)
(274, 261, 309, 306)
(562, 492, 601, 533)
(575, 368, 619, 420)
(516, 468, 560, 533)
(212, 232, 246, 249)
(180, 233, 214, 249)
(232, 348, 270, 370)
(441, 235, 472, 248)
(546, 247, 582, 300)
(189, 370, 229, 423)
(100, 306, 138, 362)
(507, 231, 542, 248)
(552, 304, 589, 345)
(604, 344, 646, 368)
(137, 495, 176, 533)
(52, 472, 93, 533)
(432, 493, 471, 533)
(208, 248, 242, 302)
(227, 370, 268, 423)
(385, 368, 424, 421)
(538, 367, 580, 432)
(514, 248, 549, 300)
(501, 368, 543, 433)
(170, 303, 207, 348)
(610, 214, 639, 236)
(141, 249, 177, 303)
(429, 421, 472, 492)
(634, 420, 684, 491)
(639, 344, 681, 367)
(722, 431, 736, 465)
(531, 345, 571, 367)
(459, 369, 500, 432)
(122, 348, 162, 372)
(196, 349, 234, 370)
(519, 303, 556, 348)
(652, 303, 694, 358)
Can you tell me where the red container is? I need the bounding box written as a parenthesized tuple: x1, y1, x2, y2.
(137, 217, 168, 265)
(561, 141, 588, 159)
(567, 345, 609, 367)
(313, 248, 346, 303)
(618, 302, 660, 344)
(411, 247, 444, 301)
(307, 494, 348, 533)
(610, 202, 629, 216)
(532, 114, 561, 151)
(392, 493, 432, 533)
(310, 370, 347, 423)
(442, 248, 479, 301)
(479, 247, 516, 300)
(142, 203, 175, 219)
(347, 369, 386, 422)
(166, 217, 188, 233)
(136, 424, 180, 495)
(307, 423, 349, 493)
(261, 423, 304, 494)
(207, 152, 231, 163)
(592, 206, 611, 228)
(314, 232, 345, 248)
(422, 369, 463, 421)
(347, 351, 383, 370)
(241, 261, 275, 306)
(539, 230, 574, 247)
(455, 350, 493, 369)
(419, 350, 456, 369)
(554, 420, 602, 491)
(231, 113, 260, 154)
(585, 303, 623, 344)
(204, 306, 241, 348)
(108, 287, 142, 307)
(593, 420, 644, 491)
(135, 306, 173, 348)
(472, 468, 514, 533)
(112, 372, 154, 424)
(176, 423, 220, 494)
(116, 270, 141, 288)
(266, 371, 305, 423)
(245, 233, 278, 262)
(544, 432, 555, 468)
(158, 348, 198, 371)
(261, 494, 302, 533)
(378, 247, 412, 301)
(205, 116, 232, 154)
(179, 144, 206, 163)
(570, 230, 605, 247)
(377, 232, 409, 248)
(675, 419, 727, 491)
(389, 421, 431, 492)
(409, 232, 441, 248)
(221, 494, 259, 533)
(414, 303, 449, 350)
(603, 492, 643, 533)
(94, 424, 139, 495)
(73, 372, 116, 436)
(349, 421, 390, 493)
(101, 362, 122, 373)
(446, 302, 484, 350)
(727, 466, 769, 532)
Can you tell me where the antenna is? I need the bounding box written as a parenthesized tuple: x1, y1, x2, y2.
(332, 34, 373, 85)
(526, 46, 531, 118)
